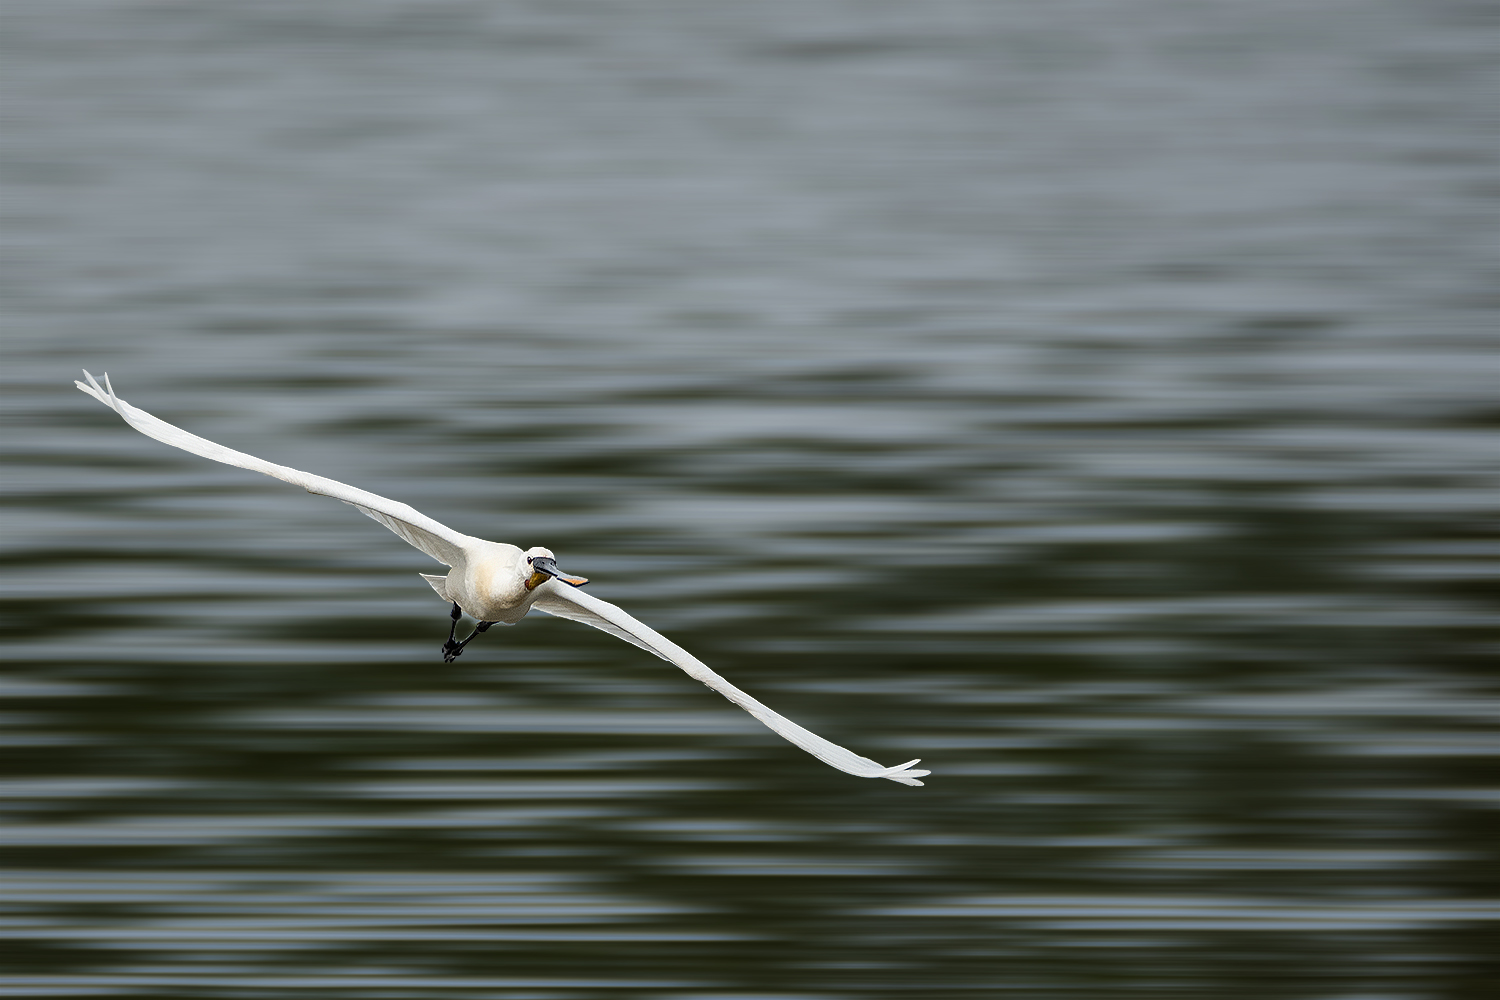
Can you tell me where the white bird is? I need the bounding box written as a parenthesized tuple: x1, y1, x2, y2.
(75, 371, 930, 786)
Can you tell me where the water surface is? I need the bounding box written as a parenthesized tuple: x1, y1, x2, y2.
(3, 2, 1496, 997)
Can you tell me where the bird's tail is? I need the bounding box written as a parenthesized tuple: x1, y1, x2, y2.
(418, 573, 451, 601)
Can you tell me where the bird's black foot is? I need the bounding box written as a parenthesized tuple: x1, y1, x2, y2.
(442, 602, 465, 661)
(441, 611, 494, 663)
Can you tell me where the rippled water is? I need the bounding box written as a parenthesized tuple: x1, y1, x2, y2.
(4, 2, 1496, 997)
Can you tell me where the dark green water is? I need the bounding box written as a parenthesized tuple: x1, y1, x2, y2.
(3, 2, 1495, 997)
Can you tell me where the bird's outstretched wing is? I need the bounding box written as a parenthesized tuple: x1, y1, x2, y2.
(75, 371, 475, 567)
(530, 580, 930, 786)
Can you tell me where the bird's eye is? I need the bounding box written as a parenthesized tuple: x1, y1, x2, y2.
(526, 556, 533, 564)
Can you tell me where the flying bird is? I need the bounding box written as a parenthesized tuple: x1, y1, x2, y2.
(75, 371, 930, 786)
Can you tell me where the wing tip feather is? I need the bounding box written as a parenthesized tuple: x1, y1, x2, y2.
(876, 758, 931, 786)
(76, 369, 117, 410)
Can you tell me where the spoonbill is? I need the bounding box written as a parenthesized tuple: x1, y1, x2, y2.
(75, 371, 929, 786)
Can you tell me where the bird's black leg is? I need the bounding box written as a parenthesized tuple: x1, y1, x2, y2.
(441, 603, 465, 661)
(442, 604, 495, 663)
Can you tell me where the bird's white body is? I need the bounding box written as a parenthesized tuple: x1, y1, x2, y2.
(75, 371, 930, 786)
(425, 539, 534, 624)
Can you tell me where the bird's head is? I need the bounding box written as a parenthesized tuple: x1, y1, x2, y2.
(521, 546, 589, 591)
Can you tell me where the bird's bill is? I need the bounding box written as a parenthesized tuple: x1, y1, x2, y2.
(526, 556, 588, 590)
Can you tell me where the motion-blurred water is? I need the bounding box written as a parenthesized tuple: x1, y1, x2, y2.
(3, 2, 1496, 997)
